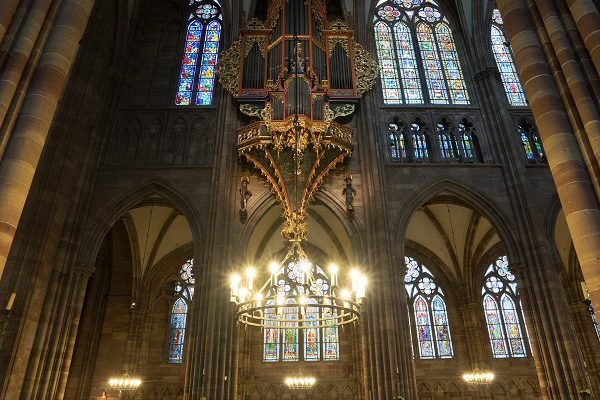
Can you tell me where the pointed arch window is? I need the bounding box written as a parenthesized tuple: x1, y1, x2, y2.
(373, 0, 469, 105)
(405, 256, 454, 359)
(175, 0, 222, 106)
(388, 122, 408, 160)
(168, 259, 195, 364)
(518, 119, 545, 164)
(436, 118, 458, 160)
(411, 118, 430, 161)
(482, 256, 529, 358)
(263, 262, 340, 362)
(491, 9, 527, 106)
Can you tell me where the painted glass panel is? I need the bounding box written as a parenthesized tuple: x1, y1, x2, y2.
(491, 10, 527, 106)
(432, 295, 453, 357)
(416, 23, 448, 104)
(375, 22, 404, 104)
(168, 298, 188, 363)
(176, 20, 203, 105)
(282, 299, 299, 361)
(323, 305, 340, 361)
(435, 23, 469, 104)
(437, 121, 457, 159)
(458, 120, 476, 161)
(389, 123, 407, 160)
(501, 294, 527, 357)
(263, 301, 280, 362)
(414, 296, 435, 359)
(394, 21, 424, 103)
(304, 299, 320, 361)
(196, 20, 221, 105)
(411, 122, 429, 160)
(483, 294, 508, 358)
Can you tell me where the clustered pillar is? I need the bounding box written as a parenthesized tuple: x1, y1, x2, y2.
(0, 0, 96, 282)
(497, 0, 600, 323)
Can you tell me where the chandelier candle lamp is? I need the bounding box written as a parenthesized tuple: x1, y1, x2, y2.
(107, 372, 142, 398)
(462, 367, 495, 385)
(285, 375, 317, 390)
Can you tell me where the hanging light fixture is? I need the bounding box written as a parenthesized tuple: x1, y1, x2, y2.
(107, 371, 142, 397)
(218, 0, 377, 329)
(462, 367, 495, 385)
(285, 375, 317, 390)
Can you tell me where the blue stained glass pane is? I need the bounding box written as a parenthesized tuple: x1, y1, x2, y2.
(176, 20, 203, 106)
(435, 23, 469, 104)
(416, 23, 448, 104)
(282, 300, 299, 361)
(263, 303, 280, 362)
(394, 22, 424, 104)
(414, 296, 435, 359)
(323, 307, 340, 360)
(483, 295, 508, 358)
(501, 294, 527, 357)
(196, 21, 221, 105)
(304, 302, 320, 361)
(168, 298, 188, 363)
(375, 22, 403, 104)
(411, 123, 429, 160)
(432, 295, 453, 358)
(491, 12, 527, 106)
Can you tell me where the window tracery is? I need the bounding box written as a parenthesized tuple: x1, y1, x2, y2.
(263, 262, 340, 362)
(482, 256, 529, 358)
(168, 259, 195, 364)
(491, 9, 527, 106)
(405, 256, 454, 359)
(374, 0, 469, 105)
(175, 0, 222, 106)
(518, 119, 545, 164)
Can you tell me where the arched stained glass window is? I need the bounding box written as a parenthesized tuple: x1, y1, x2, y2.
(168, 259, 195, 364)
(405, 256, 454, 359)
(175, 0, 222, 106)
(457, 118, 479, 162)
(491, 9, 527, 106)
(518, 119, 545, 164)
(263, 262, 340, 362)
(482, 256, 528, 358)
(436, 118, 458, 160)
(373, 0, 469, 105)
(389, 122, 408, 160)
(411, 119, 430, 161)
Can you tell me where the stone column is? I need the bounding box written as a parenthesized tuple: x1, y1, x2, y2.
(0, 0, 96, 281)
(0, 0, 19, 45)
(496, 0, 600, 323)
(0, 0, 57, 155)
(569, 301, 600, 396)
(563, 0, 600, 78)
(533, 0, 600, 190)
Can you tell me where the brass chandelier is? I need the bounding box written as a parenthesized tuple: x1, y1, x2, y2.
(217, 0, 377, 330)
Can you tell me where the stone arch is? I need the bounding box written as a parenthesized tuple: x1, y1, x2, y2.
(76, 180, 204, 269)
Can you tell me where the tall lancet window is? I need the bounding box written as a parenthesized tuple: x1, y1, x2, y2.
(589, 304, 600, 341)
(175, 0, 222, 106)
(168, 259, 195, 364)
(490, 9, 527, 106)
(405, 256, 454, 359)
(263, 263, 340, 362)
(373, 0, 469, 105)
(482, 256, 529, 358)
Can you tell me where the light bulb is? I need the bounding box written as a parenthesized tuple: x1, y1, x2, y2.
(328, 263, 339, 274)
(269, 262, 279, 274)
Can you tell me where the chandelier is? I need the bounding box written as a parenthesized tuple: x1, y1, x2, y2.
(285, 375, 317, 390)
(218, 0, 376, 329)
(107, 371, 142, 397)
(462, 367, 495, 385)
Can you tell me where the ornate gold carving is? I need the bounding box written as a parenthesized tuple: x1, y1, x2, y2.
(353, 41, 378, 97)
(325, 104, 356, 123)
(244, 36, 266, 57)
(245, 18, 266, 30)
(267, 0, 283, 29)
(329, 19, 350, 31)
(328, 37, 349, 56)
(216, 40, 242, 95)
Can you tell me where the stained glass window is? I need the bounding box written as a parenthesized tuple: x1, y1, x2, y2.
(168, 259, 195, 364)
(263, 262, 340, 362)
(436, 118, 458, 160)
(482, 256, 528, 358)
(373, 1, 469, 105)
(518, 119, 545, 163)
(589, 304, 600, 341)
(411, 119, 430, 161)
(175, 0, 222, 106)
(389, 122, 408, 160)
(491, 9, 527, 106)
(405, 256, 454, 359)
(457, 118, 478, 162)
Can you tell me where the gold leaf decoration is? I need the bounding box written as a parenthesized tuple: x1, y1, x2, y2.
(353, 41, 378, 97)
(216, 40, 242, 95)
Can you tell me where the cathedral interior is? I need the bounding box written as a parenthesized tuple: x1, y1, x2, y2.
(1, 0, 600, 399)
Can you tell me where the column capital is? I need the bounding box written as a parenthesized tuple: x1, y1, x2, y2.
(474, 65, 501, 82)
(73, 264, 96, 280)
